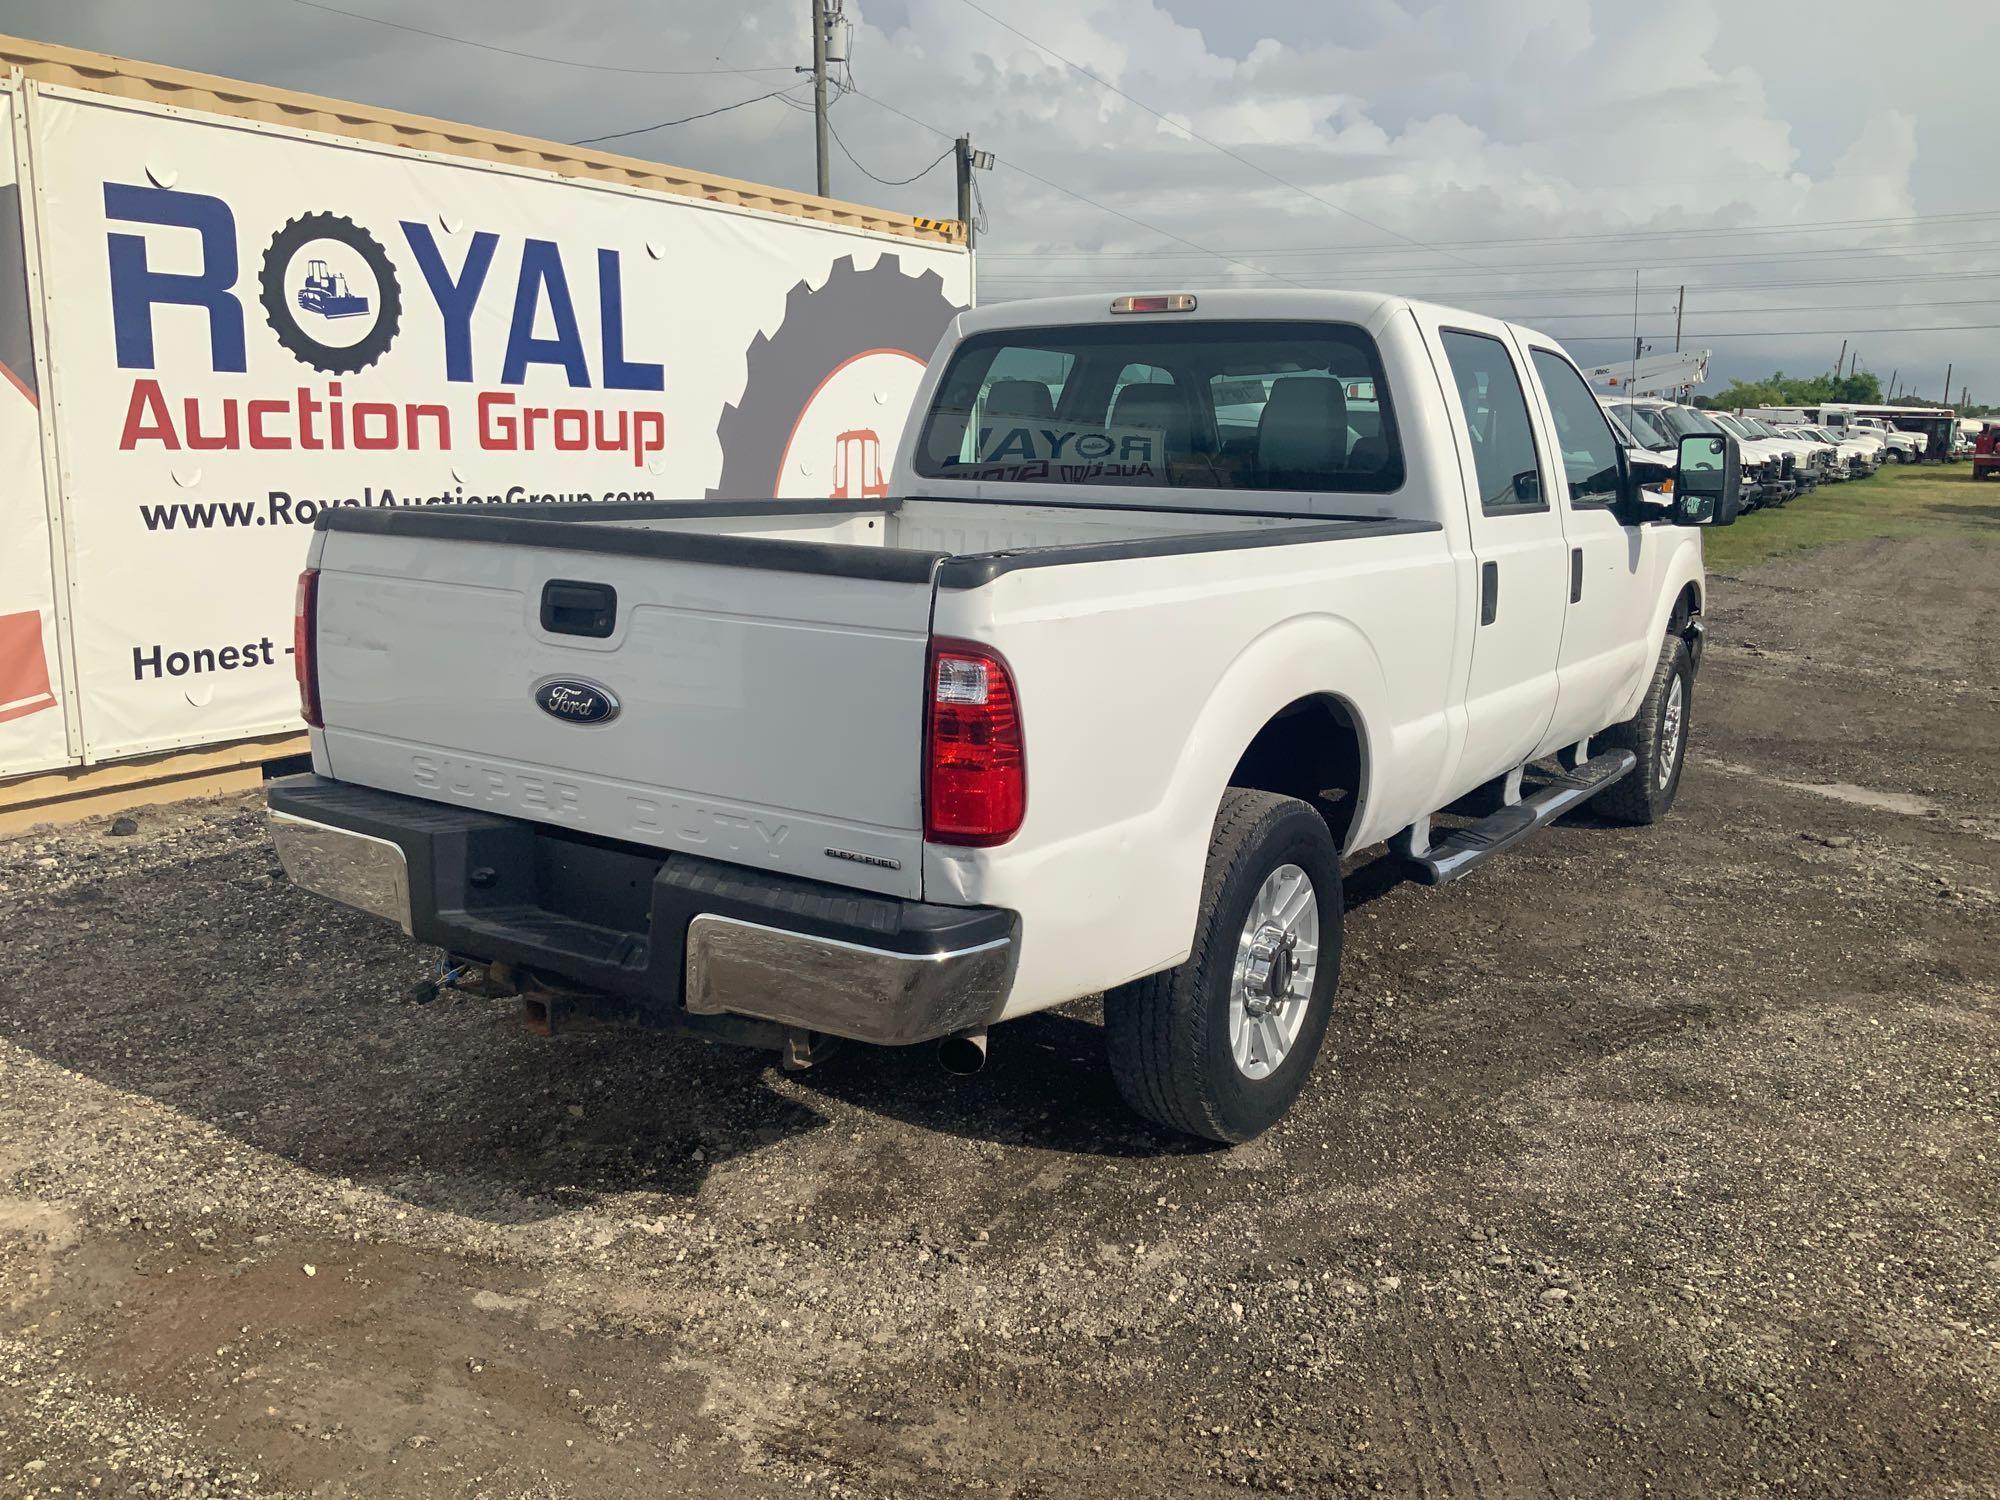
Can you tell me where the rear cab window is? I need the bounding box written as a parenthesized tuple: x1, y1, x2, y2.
(913, 320, 1403, 496)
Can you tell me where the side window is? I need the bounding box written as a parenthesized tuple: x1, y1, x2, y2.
(1529, 349, 1621, 505)
(1439, 330, 1544, 513)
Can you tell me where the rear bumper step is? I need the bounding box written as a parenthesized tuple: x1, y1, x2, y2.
(267, 775, 1014, 1046)
(1401, 750, 1638, 886)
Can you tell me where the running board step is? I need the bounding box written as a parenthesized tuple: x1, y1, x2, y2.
(1403, 749, 1638, 886)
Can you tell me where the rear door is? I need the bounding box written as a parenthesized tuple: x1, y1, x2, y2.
(1420, 316, 1568, 788)
(311, 528, 935, 898)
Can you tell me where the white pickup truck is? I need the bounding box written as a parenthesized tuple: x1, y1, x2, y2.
(269, 290, 1741, 1142)
(1834, 413, 1926, 463)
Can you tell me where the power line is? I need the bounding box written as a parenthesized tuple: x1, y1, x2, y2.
(974, 236, 2000, 283)
(842, 87, 1307, 288)
(1268, 297, 2000, 325)
(948, 0, 1482, 270)
(282, 0, 796, 75)
(1468, 298, 2000, 322)
(571, 86, 807, 146)
(975, 269, 2000, 299)
(977, 207, 2000, 259)
(1554, 325, 2000, 340)
(823, 113, 953, 187)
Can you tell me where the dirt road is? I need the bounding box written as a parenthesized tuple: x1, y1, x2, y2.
(2, 494, 1996, 1497)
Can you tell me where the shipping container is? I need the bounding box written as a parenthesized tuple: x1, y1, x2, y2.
(0, 34, 972, 811)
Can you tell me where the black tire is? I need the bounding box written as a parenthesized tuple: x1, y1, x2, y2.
(1104, 789, 1343, 1143)
(1595, 635, 1693, 825)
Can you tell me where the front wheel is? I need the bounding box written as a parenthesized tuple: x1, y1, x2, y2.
(1594, 635, 1693, 825)
(1105, 789, 1343, 1143)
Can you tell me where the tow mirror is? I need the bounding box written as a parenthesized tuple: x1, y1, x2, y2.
(1672, 434, 1741, 527)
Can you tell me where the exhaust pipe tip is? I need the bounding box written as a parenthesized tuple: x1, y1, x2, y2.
(937, 1027, 988, 1077)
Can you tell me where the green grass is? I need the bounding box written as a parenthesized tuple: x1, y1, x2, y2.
(1699, 459, 1999, 573)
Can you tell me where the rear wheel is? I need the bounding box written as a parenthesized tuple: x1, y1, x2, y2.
(1595, 636, 1692, 825)
(1105, 789, 1343, 1143)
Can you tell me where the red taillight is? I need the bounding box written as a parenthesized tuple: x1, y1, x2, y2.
(1110, 292, 1197, 314)
(294, 567, 322, 728)
(925, 639, 1024, 846)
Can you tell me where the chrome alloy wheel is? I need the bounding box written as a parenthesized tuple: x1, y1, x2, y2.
(1659, 673, 1685, 790)
(1229, 863, 1319, 1081)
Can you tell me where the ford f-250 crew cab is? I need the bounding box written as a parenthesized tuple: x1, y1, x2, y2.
(269, 290, 1741, 1143)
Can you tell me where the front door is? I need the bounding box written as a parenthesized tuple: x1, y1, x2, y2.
(1424, 319, 1568, 791)
(1521, 342, 1657, 749)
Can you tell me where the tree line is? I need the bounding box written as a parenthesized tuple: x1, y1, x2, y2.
(1693, 371, 1991, 415)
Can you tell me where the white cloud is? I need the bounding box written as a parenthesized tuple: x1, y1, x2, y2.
(4, 0, 1993, 398)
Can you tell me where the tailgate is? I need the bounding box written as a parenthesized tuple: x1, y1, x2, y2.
(312, 528, 936, 899)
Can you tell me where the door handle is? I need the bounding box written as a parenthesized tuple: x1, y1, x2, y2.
(1570, 547, 1583, 604)
(540, 579, 618, 638)
(1480, 561, 1499, 626)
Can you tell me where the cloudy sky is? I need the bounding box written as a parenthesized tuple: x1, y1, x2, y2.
(6, 0, 1996, 401)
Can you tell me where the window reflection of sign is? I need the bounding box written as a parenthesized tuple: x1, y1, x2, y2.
(947, 457, 1164, 485)
(958, 421, 1162, 468)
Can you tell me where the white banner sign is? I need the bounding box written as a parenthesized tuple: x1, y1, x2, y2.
(24, 85, 969, 762)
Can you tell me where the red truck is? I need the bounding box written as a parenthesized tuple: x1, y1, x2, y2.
(1974, 427, 2000, 481)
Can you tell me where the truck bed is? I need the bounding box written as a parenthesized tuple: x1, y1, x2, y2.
(305, 497, 1435, 901)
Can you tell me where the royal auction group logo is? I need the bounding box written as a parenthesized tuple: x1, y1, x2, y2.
(103, 183, 672, 467)
(256, 211, 403, 375)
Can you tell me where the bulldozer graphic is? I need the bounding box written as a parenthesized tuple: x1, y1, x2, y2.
(295, 258, 369, 320)
(831, 429, 889, 500)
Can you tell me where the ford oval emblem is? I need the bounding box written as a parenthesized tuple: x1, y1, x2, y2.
(534, 677, 620, 726)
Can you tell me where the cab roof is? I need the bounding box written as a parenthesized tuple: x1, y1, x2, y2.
(955, 288, 1405, 336)
(951, 288, 1570, 363)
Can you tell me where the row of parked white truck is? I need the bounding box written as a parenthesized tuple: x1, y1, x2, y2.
(1602, 398, 1907, 511)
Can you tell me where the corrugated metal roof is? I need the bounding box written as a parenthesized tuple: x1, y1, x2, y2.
(0, 31, 967, 247)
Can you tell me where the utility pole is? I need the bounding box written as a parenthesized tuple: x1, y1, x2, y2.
(955, 136, 973, 249)
(1943, 362, 1953, 408)
(1834, 338, 1846, 379)
(1887, 368, 1898, 401)
(810, 0, 831, 198)
(953, 136, 992, 249)
(1673, 286, 1684, 352)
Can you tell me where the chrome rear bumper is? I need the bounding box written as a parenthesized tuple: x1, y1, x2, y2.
(269, 810, 413, 934)
(683, 913, 1012, 1045)
(265, 777, 1014, 1047)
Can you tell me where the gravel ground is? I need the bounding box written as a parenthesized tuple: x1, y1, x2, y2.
(1, 520, 1996, 1498)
